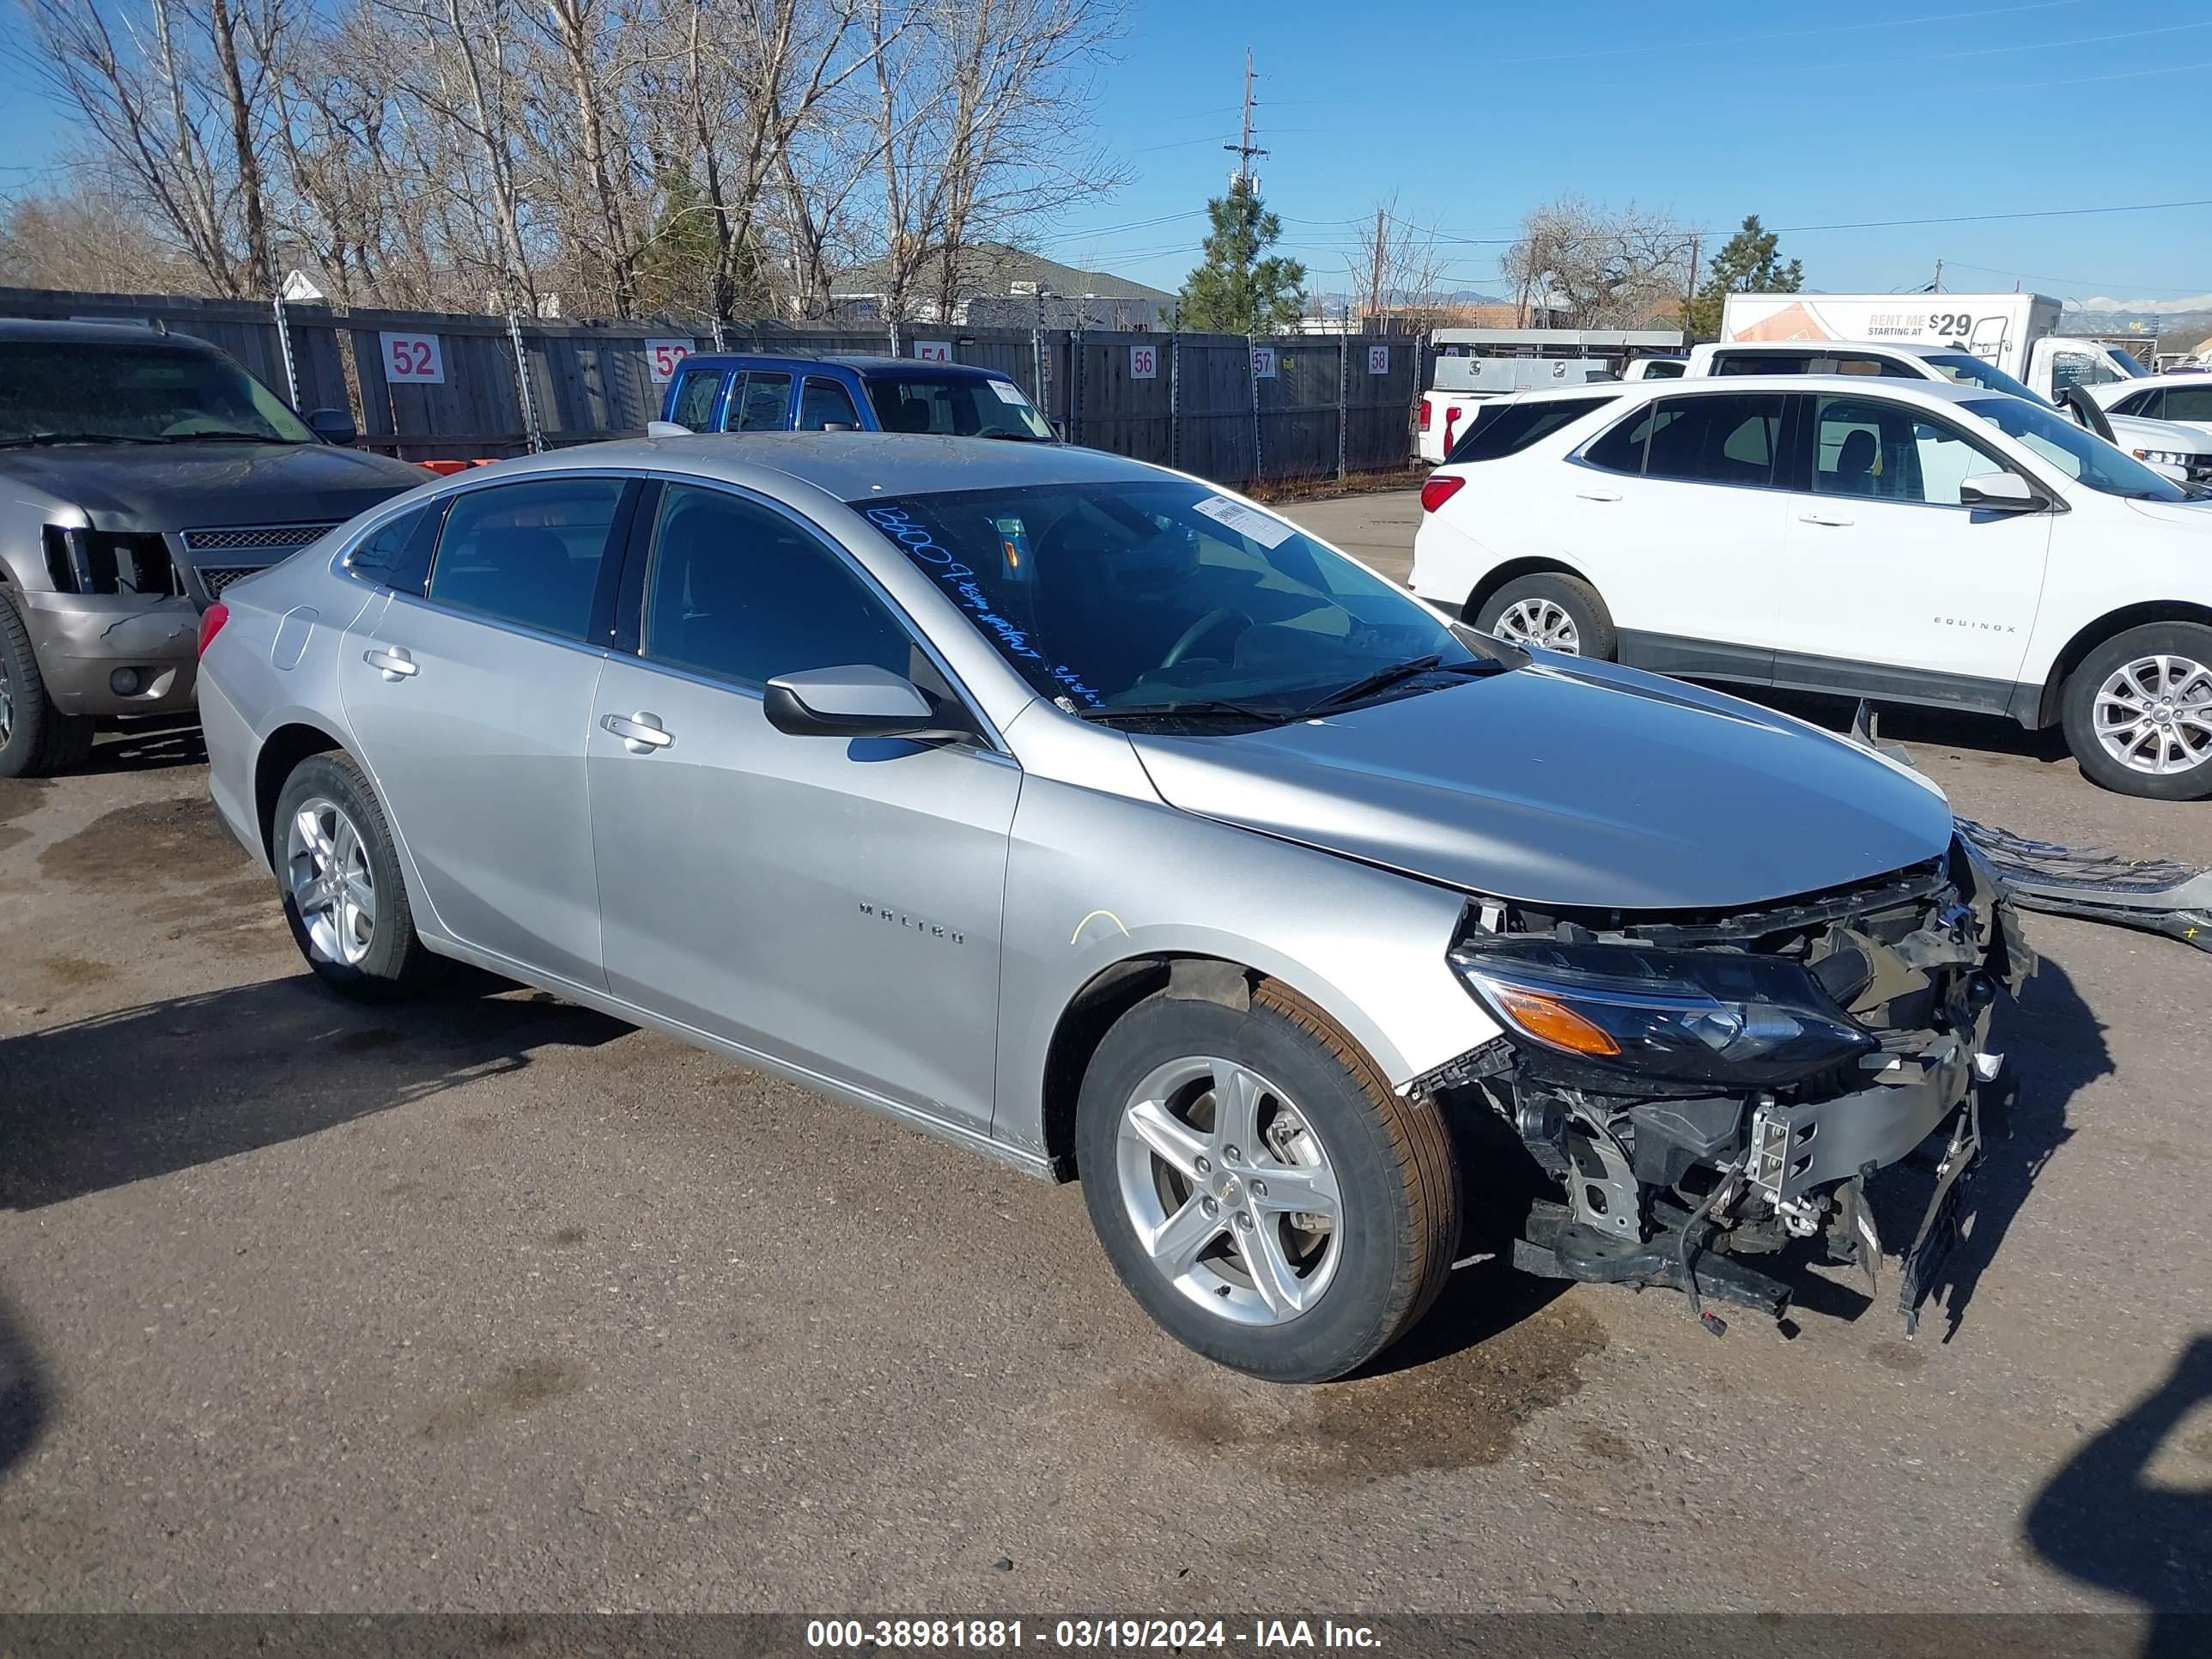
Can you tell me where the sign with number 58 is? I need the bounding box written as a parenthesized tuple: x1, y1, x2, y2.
(646, 339, 694, 382)
(380, 332, 445, 385)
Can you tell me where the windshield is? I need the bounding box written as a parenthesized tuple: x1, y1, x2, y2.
(0, 341, 315, 446)
(2110, 346, 2151, 378)
(1961, 396, 2190, 501)
(862, 374, 1054, 441)
(1924, 352, 2050, 405)
(855, 479, 1485, 718)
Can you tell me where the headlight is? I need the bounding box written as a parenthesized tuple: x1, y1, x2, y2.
(1451, 939, 1876, 1088)
(2131, 447, 2191, 467)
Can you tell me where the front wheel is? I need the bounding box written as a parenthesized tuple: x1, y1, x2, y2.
(1076, 983, 1460, 1382)
(0, 592, 95, 779)
(2061, 623, 2212, 800)
(1473, 573, 1616, 659)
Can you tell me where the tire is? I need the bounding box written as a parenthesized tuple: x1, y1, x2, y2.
(1473, 572, 1616, 659)
(2060, 622, 2212, 801)
(0, 591, 95, 779)
(1076, 981, 1460, 1383)
(272, 751, 445, 1000)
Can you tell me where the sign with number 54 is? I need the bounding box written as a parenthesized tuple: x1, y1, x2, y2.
(380, 332, 445, 385)
(646, 339, 694, 382)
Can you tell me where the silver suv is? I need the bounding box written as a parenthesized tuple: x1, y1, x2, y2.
(0, 318, 426, 775)
(198, 434, 2028, 1381)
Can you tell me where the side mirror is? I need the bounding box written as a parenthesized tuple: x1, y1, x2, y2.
(1959, 472, 2044, 513)
(646, 419, 695, 438)
(819, 422, 857, 434)
(763, 665, 970, 741)
(307, 408, 358, 446)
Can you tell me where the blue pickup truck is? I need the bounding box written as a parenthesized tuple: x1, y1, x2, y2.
(659, 353, 1056, 441)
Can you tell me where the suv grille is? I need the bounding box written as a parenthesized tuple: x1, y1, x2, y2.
(199, 567, 259, 597)
(181, 523, 337, 553)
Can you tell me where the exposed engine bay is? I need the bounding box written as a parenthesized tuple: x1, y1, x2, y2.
(1425, 836, 2034, 1336)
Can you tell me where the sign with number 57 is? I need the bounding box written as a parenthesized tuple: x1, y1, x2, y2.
(646, 339, 694, 382)
(380, 332, 445, 385)
(1250, 346, 1277, 380)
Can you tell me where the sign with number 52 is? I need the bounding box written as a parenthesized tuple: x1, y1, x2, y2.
(380, 331, 445, 385)
(646, 339, 694, 382)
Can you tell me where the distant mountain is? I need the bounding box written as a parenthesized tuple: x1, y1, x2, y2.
(2061, 303, 2212, 349)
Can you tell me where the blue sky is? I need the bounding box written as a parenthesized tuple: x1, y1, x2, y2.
(3, 0, 2209, 312)
(1052, 0, 2212, 311)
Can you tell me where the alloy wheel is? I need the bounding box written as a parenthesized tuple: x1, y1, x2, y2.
(284, 796, 377, 966)
(2093, 653, 2212, 776)
(1494, 597, 1581, 653)
(1114, 1055, 1343, 1326)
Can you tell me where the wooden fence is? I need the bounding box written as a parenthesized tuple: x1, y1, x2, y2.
(0, 287, 1422, 488)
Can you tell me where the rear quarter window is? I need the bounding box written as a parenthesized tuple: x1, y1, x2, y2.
(1445, 396, 1617, 464)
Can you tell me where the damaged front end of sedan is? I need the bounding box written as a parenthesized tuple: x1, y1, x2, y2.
(1419, 836, 2034, 1337)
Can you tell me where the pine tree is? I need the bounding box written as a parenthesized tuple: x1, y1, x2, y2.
(1681, 215, 1803, 339)
(1176, 185, 1306, 335)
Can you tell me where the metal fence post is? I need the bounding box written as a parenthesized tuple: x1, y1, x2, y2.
(1072, 325, 1085, 447)
(1335, 332, 1348, 483)
(887, 317, 901, 358)
(507, 307, 544, 453)
(1168, 331, 1180, 471)
(1030, 325, 1044, 407)
(270, 292, 300, 408)
(1413, 330, 1429, 469)
(1248, 332, 1261, 487)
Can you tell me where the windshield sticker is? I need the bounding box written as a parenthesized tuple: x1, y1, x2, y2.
(988, 380, 1030, 405)
(1193, 495, 1295, 549)
(864, 504, 1101, 706)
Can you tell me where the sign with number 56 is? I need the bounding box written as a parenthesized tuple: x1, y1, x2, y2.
(646, 339, 694, 382)
(380, 332, 446, 385)
(1128, 343, 1158, 380)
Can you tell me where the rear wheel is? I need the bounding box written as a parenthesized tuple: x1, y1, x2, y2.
(1474, 573, 1616, 659)
(0, 592, 95, 779)
(273, 751, 444, 999)
(2061, 623, 2212, 800)
(1076, 983, 1460, 1382)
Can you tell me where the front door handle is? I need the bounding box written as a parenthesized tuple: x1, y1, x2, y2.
(1798, 512, 1854, 527)
(1575, 489, 1622, 502)
(602, 710, 674, 753)
(363, 646, 418, 680)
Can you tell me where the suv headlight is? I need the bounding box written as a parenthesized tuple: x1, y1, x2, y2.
(1451, 939, 1875, 1087)
(2131, 447, 2191, 467)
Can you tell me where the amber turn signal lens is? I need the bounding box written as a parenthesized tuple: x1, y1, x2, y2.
(1489, 984, 1622, 1056)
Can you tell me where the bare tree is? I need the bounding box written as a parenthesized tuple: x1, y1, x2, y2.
(1501, 195, 1692, 329)
(1342, 197, 1452, 330)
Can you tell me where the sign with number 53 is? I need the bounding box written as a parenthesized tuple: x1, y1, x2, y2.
(380, 332, 445, 385)
(646, 339, 694, 382)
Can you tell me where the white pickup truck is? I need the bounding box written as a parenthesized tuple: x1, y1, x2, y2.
(1682, 338, 2212, 484)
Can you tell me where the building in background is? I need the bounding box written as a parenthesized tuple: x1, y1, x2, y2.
(828, 243, 1174, 330)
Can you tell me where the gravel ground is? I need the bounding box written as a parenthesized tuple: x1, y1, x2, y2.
(0, 490, 2206, 1620)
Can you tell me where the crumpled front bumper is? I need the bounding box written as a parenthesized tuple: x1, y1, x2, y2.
(16, 589, 200, 717)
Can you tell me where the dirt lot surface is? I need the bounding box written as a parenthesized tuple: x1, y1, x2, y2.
(1, 490, 2206, 1620)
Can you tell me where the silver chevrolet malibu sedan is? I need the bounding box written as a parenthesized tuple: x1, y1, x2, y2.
(199, 434, 2029, 1381)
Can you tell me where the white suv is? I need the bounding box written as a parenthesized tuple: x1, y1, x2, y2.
(1412, 375, 2212, 799)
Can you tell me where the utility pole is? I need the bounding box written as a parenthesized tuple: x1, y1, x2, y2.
(1224, 49, 1267, 192)
(1685, 232, 1701, 308)
(1369, 207, 1386, 325)
(1932, 258, 1943, 293)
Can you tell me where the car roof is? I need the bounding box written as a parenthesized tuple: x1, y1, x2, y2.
(1707, 339, 1954, 359)
(0, 317, 219, 349)
(442, 431, 1160, 501)
(678, 351, 1012, 381)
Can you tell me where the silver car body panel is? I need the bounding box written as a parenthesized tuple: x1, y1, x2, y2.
(200, 433, 1961, 1179)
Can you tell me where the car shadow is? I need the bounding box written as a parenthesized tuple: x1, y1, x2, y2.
(2025, 1334, 2212, 1651)
(88, 715, 206, 774)
(0, 975, 630, 1211)
(0, 1285, 49, 1481)
(1754, 685, 2072, 766)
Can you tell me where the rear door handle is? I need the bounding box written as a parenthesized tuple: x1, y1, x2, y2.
(1575, 489, 1622, 502)
(1798, 512, 1854, 527)
(363, 646, 418, 679)
(601, 710, 674, 753)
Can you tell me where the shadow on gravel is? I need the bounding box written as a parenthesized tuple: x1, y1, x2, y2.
(2027, 1334, 2212, 1650)
(0, 975, 630, 1211)
(88, 715, 206, 775)
(0, 1288, 49, 1481)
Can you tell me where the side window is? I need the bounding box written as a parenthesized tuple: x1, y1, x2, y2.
(1641, 394, 1787, 488)
(641, 483, 915, 687)
(669, 368, 723, 433)
(345, 502, 441, 594)
(726, 372, 794, 432)
(2162, 386, 2212, 422)
(1811, 395, 2007, 507)
(1715, 352, 1810, 376)
(1446, 395, 1617, 464)
(426, 477, 627, 640)
(1831, 356, 1922, 379)
(2049, 352, 2115, 395)
(798, 377, 862, 431)
(1583, 403, 1657, 473)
